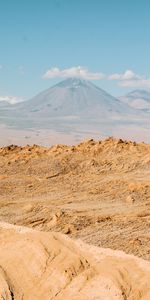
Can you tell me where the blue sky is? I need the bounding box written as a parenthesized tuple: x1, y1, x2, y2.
(0, 0, 150, 101)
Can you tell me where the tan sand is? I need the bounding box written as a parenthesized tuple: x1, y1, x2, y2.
(0, 222, 150, 300)
(0, 138, 150, 260)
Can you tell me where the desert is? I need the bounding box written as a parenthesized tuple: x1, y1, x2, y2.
(0, 222, 150, 299)
(1, 1, 150, 298)
(0, 137, 150, 299)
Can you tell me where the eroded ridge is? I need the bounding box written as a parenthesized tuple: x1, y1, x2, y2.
(0, 222, 150, 299)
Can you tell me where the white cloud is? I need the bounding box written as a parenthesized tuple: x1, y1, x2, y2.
(0, 96, 24, 104)
(119, 78, 150, 88)
(108, 70, 140, 81)
(0, 65, 3, 70)
(43, 66, 105, 80)
(108, 70, 150, 88)
(43, 66, 150, 88)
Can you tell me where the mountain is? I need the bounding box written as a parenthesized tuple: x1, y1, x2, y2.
(17, 78, 133, 118)
(119, 90, 150, 111)
(1, 78, 150, 145)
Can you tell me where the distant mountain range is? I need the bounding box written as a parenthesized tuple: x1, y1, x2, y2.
(119, 90, 150, 111)
(16, 78, 133, 118)
(0, 78, 150, 145)
(1, 79, 150, 113)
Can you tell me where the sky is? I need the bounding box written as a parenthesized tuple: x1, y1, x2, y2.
(0, 0, 150, 101)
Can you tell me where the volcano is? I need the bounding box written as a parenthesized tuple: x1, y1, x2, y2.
(1, 78, 150, 145)
(17, 78, 133, 118)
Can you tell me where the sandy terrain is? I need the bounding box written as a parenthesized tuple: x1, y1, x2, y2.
(0, 137, 150, 262)
(0, 222, 150, 299)
(0, 137, 150, 299)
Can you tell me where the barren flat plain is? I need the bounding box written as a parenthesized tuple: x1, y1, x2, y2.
(0, 137, 150, 299)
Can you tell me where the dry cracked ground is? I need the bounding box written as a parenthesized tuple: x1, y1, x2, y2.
(0, 137, 150, 299)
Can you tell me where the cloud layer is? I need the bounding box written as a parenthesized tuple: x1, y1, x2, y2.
(108, 70, 140, 81)
(43, 66, 105, 80)
(109, 70, 150, 88)
(43, 67, 150, 88)
(0, 96, 24, 104)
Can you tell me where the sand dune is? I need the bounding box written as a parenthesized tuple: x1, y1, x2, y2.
(0, 222, 150, 300)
